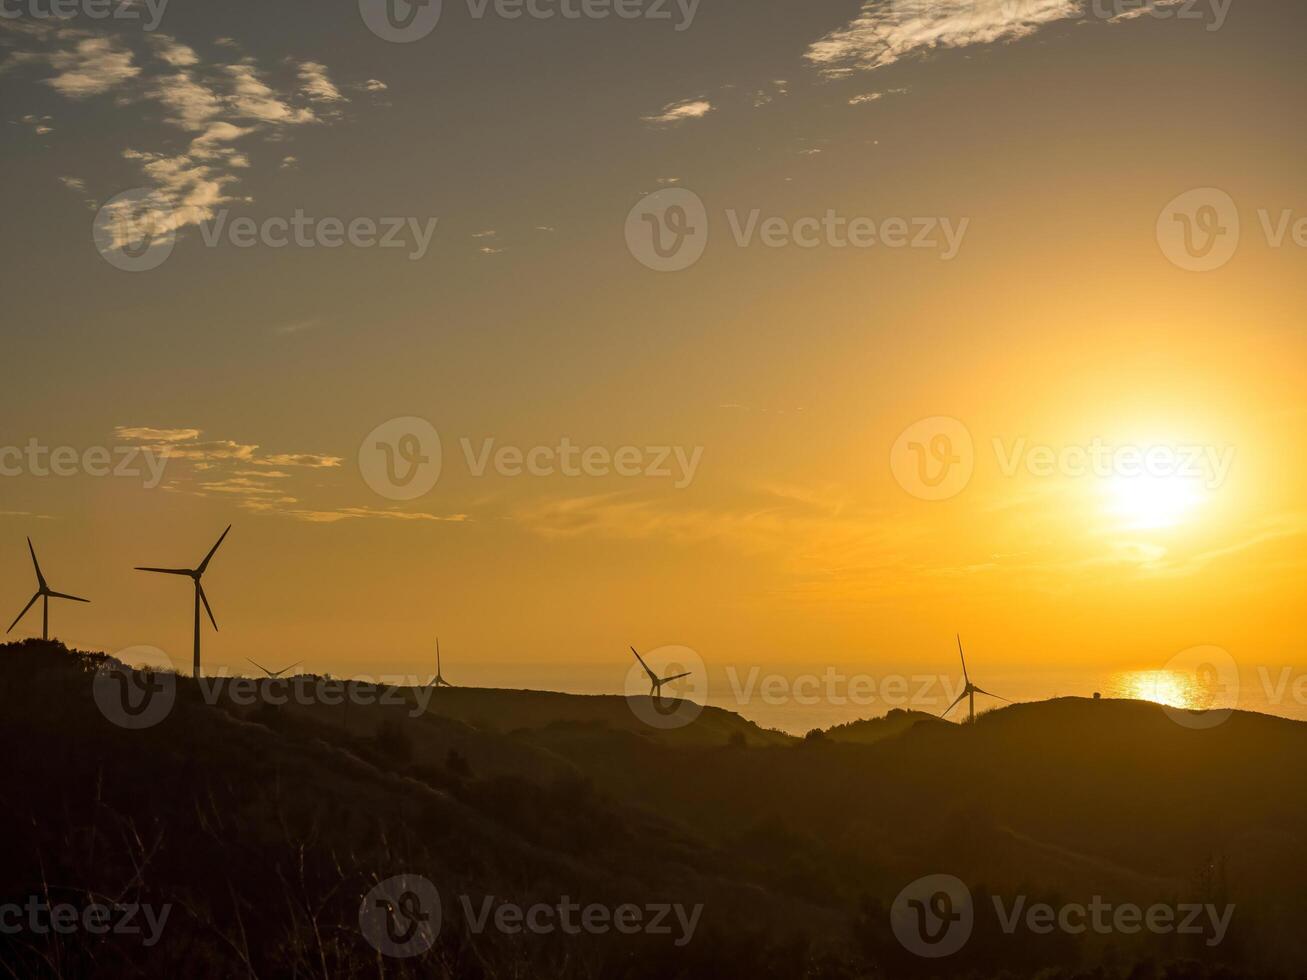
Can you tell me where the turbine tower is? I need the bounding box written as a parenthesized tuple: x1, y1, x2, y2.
(248, 658, 300, 679)
(630, 646, 691, 702)
(7, 538, 89, 641)
(942, 634, 1008, 724)
(135, 525, 231, 678)
(429, 637, 452, 688)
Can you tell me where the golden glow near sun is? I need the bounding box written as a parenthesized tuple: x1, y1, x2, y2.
(1102, 473, 1208, 531)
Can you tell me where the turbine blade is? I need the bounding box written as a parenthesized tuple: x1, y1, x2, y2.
(972, 686, 1009, 703)
(197, 524, 232, 575)
(957, 634, 970, 685)
(279, 662, 302, 677)
(135, 567, 193, 576)
(198, 582, 218, 631)
(660, 671, 692, 684)
(27, 538, 46, 591)
(7, 593, 40, 633)
(47, 591, 90, 603)
(630, 646, 659, 684)
(941, 690, 968, 718)
(247, 658, 271, 676)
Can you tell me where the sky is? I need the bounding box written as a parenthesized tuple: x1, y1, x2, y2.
(1, 0, 1304, 704)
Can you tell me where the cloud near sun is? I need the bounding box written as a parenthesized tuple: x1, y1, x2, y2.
(806, 0, 1084, 73)
(0, 20, 383, 246)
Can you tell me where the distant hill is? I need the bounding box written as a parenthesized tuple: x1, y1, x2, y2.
(819, 707, 945, 744)
(2, 639, 1302, 979)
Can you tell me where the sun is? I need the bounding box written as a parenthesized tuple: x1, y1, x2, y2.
(1102, 473, 1206, 531)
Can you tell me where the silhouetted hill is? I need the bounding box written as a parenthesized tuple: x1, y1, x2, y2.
(820, 707, 945, 744)
(2, 640, 1302, 979)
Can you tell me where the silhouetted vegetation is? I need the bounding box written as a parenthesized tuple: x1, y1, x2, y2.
(1, 641, 1302, 978)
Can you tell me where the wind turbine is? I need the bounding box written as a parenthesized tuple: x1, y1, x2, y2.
(7, 538, 89, 641)
(135, 525, 230, 678)
(429, 637, 452, 688)
(248, 658, 301, 679)
(942, 634, 1008, 725)
(630, 646, 691, 702)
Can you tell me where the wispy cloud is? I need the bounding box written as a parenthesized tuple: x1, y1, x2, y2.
(13, 112, 54, 135)
(1, 21, 382, 250)
(297, 60, 344, 103)
(642, 98, 713, 126)
(806, 0, 1082, 74)
(110, 426, 464, 525)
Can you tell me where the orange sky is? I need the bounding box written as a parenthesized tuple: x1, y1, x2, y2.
(1, 0, 1304, 693)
